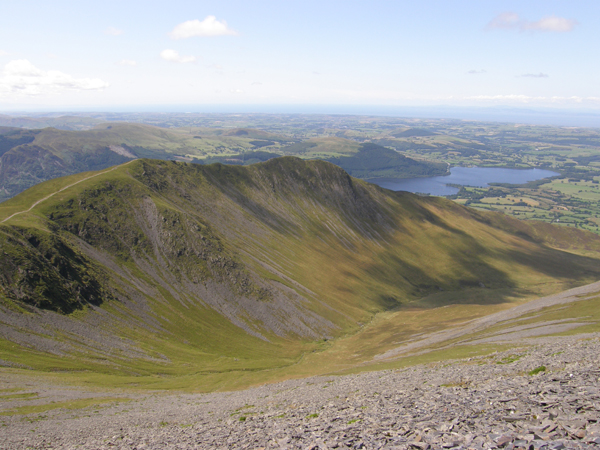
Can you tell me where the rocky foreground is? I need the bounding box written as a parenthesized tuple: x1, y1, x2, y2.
(1, 334, 600, 450)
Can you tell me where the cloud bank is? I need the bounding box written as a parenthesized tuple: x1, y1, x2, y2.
(487, 13, 577, 32)
(465, 95, 599, 105)
(160, 49, 196, 63)
(0, 60, 109, 96)
(169, 16, 237, 39)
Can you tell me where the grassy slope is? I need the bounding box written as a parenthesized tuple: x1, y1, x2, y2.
(1, 157, 600, 390)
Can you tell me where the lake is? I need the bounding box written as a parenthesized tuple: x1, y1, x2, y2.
(369, 167, 560, 196)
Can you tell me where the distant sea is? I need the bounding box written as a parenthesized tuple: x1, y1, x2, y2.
(168, 105, 600, 127)
(8, 105, 599, 128)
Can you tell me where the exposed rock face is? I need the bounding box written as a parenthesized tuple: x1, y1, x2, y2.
(1, 335, 599, 449)
(109, 145, 137, 159)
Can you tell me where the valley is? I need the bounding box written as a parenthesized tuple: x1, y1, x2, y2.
(4, 2, 599, 447)
(1, 115, 600, 449)
(1, 157, 600, 391)
(2, 285, 600, 449)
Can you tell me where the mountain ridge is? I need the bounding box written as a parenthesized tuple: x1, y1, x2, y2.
(1, 157, 599, 388)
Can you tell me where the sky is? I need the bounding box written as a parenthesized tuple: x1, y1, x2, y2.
(0, 0, 599, 113)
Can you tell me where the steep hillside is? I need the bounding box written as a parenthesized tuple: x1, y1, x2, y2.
(0, 127, 40, 156)
(1, 158, 599, 389)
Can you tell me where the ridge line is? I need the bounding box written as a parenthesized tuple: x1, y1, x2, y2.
(1, 160, 136, 224)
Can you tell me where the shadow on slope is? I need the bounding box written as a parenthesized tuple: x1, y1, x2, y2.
(0, 157, 600, 389)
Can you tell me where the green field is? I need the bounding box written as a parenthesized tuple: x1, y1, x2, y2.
(453, 176, 600, 234)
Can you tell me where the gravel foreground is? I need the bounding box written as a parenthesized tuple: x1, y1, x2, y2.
(2, 334, 600, 450)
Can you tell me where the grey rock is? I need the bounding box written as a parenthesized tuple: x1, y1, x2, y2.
(2, 335, 600, 450)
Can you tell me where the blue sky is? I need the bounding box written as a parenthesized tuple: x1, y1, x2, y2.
(0, 0, 598, 111)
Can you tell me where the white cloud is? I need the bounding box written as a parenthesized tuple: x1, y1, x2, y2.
(524, 16, 577, 32)
(519, 73, 549, 78)
(0, 59, 109, 96)
(468, 69, 486, 74)
(105, 26, 124, 36)
(160, 49, 196, 63)
(0, 50, 9, 57)
(117, 59, 137, 66)
(230, 88, 244, 94)
(487, 12, 577, 33)
(486, 12, 520, 30)
(169, 16, 237, 39)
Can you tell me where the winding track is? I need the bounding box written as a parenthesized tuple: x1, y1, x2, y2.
(374, 280, 600, 361)
(0, 160, 135, 224)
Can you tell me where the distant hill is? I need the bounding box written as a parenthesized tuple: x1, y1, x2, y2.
(325, 143, 448, 179)
(195, 140, 447, 180)
(198, 150, 281, 165)
(0, 114, 102, 131)
(1, 158, 599, 388)
(0, 123, 291, 202)
(221, 128, 282, 140)
(280, 139, 447, 179)
(0, 126, 449, 202)
(282, 137, 360, 157)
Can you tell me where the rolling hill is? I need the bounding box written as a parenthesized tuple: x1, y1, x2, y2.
(282, 136, 361, 157)
(0, 123, 293, 202)
(325, 143, 448, 179)
(1, 157, 600, 390)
